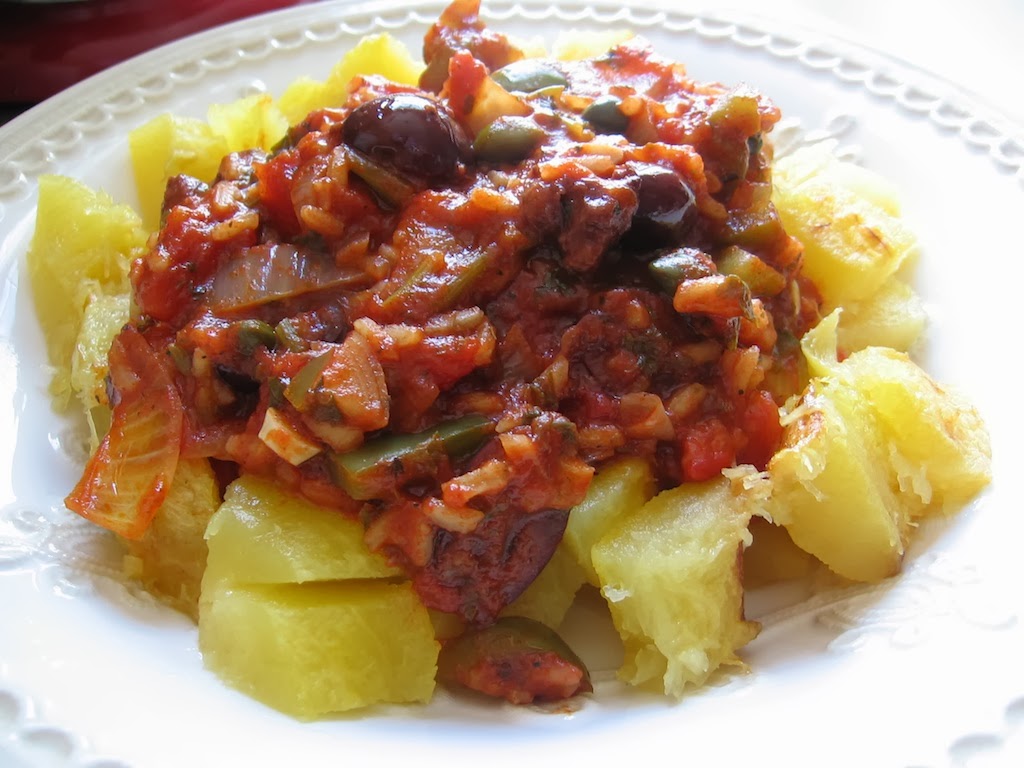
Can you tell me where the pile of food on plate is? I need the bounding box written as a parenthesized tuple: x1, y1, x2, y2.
(27, 0, 991, 717)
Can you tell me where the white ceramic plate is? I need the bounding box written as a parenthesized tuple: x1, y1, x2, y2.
(2, 2, 1023, 767)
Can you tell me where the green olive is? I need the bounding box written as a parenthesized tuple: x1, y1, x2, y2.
(236, 319, 277, 356)
(582, 95, 629, 134)
(165, 343, 192, 374)
(346, 149, 417, 209)
(274, 318, 306, 352)
(715, 245, 786, 296)
(473, 116, 545, 163)
(437, 616, 592, 702)
(329, 414, 493, 500)
(647, 247, 716, 293)
(490, 60, 568, 94)
(284, 351, 331, 413)
(267, 377, 287, 408)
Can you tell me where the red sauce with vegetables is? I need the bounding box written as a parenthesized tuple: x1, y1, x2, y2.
(68, 0, 822, 704)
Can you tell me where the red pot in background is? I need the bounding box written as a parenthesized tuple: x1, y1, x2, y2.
(0, 0, 315, 104)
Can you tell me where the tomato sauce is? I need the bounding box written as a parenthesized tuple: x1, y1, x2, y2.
(83, 0, 823, 700)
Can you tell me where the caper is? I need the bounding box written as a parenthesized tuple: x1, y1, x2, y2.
(473, 116, 545, 163)
(582, 95, 629, 134)
(341, 93, 469, 185)
(490, 60, 568, 94)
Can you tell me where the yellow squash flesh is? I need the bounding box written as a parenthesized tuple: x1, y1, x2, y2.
(592, 476, 764, 697)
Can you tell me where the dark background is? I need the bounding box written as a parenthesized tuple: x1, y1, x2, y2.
(0, 0, 319, 124)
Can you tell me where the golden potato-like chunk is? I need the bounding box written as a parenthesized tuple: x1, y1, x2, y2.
(200, 581, 438, 718)
(278, 33, 424, 125)
(592, 475, 763, 697)
(768, 379, 910, 582)
(837, 278, 927, 354)
(199, 475, 439, 715)
(121, 458, 221, 619)
(206, 93, 288, 156)
(774, 175, 917, 311)
(774, 142, 920, 348)
(552, 29, 634, 60)
(840, 347, 991, 514)
(202, 475, 401, 591)
(501, 544, 586, 628)
(563, 457, 656, 586)
(27, 175, 144, 404)
(742, 515, 819, 589)
(129, 114, 228, 229)
(768, 315, 991, 581)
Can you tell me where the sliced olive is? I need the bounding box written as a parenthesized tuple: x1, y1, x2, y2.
(747, 132, 764, 158)
(473, 116, 545, 163)
(715, 245, 786, 296)
(582, 95, 629, 134)
(341, 93, 469, 185)
(267, 377, 287, 409)
(165, 343, 192, 374)
(490, 60, 567, 94)
(437, 616, 592, 704)
(346, 149, 418, 209)
(274, 318, 306, 353)
(329, 414, 493, 500)
(647, 247, 716, 293)
(724, 205, 785, 250)
(236, 319, 277, 356)
(284, 351, 331, 413)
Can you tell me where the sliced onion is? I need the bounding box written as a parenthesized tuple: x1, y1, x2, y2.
(65, 327, 184, 540)
(209, 244, 369, 315)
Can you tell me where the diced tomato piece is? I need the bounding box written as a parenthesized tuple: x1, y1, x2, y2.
(736, 389, 783, 469)
(255, 148, 301, 236)
(681, 417, 736, 482)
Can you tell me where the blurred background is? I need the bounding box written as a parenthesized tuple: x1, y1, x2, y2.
(1, 0, 1021, 125)
(0, 0, 318, 123)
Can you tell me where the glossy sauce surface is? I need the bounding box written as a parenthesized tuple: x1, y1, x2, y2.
(105, 0, 820, 647)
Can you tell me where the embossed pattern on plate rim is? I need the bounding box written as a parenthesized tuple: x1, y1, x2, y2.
(0, 2, 1021, 767)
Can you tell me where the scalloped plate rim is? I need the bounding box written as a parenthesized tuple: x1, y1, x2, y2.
(0, 3, 1022, 768)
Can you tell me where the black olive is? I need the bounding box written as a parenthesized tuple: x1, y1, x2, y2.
(341, 94, 470, 185)
(625, 164, 697, 248)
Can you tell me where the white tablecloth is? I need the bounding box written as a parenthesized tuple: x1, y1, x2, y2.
(715, 0, 1023, 123)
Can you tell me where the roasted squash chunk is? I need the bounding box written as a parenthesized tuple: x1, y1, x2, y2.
(767, 316, 991, 581)
(200, 581, 437, 718)
(592, 475, 764, 696)
(199, 475, 438, 716)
